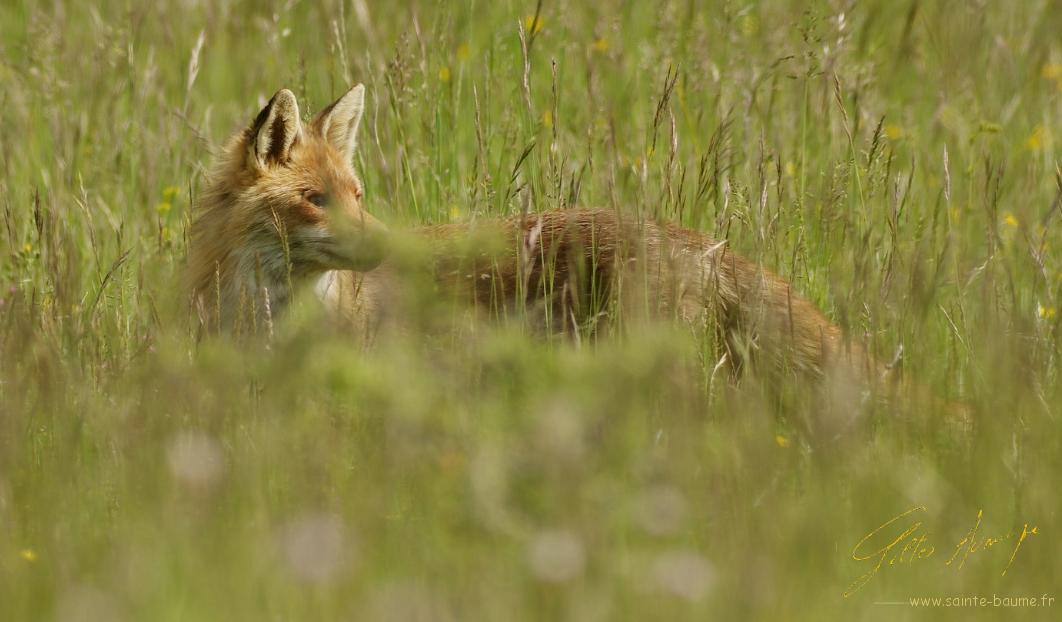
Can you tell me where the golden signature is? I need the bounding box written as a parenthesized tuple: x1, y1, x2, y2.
(843, 506, 1040, 598)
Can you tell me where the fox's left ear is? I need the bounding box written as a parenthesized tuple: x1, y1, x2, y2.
(312, 84, 365, 162)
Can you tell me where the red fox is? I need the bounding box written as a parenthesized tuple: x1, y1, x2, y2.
(189, 85, 879, 392)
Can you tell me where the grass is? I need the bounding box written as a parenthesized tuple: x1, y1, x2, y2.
(1, 0, 1061, 619)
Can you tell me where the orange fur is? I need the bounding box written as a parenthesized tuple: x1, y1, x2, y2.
(190, 86, 880, 391)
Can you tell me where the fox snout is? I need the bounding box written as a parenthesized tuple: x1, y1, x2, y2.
(334, 212, 388, 271)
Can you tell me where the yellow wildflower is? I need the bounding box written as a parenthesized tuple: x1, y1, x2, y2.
(593, 38, 609, 52)
(740, 14, 759, 36)
(523, 15, 544, 34)
(456, 43, 471, 62)
(156, 202, 172, 217)
(438, 66, 451, 83)
(22, 243, 32, 254)
(1042, 63, 1062, 80)
(19, 549, 37, 562)
(884, 125, 904, 140)
(162, 185, 180, 200)
(1002, 211, 1019, 227)
(784, 161, 796, 177)
(542, 110, 553, 129)
(1025, 125, 1046, 151)
(775, 435, 791, 448)
(1038, 304, 1056, 320)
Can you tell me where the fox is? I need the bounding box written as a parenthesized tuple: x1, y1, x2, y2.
(189, 84, 882, 399)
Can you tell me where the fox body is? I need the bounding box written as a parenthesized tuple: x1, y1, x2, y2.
(190, 86, 874, 385)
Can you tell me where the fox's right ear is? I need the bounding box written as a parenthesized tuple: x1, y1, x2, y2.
(247, 89, 301, 168)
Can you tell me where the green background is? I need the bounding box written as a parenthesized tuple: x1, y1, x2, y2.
(1, 0, 1060, 619)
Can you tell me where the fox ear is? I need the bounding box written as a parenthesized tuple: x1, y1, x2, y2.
(249, 89, 301, 167)
(312, 84, 365, 161)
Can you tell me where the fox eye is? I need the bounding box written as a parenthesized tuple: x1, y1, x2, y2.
(306, 192, 328, 208)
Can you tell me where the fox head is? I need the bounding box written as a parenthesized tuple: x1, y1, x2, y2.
(237, 84, 387, 273)
(190, 85, 387, 331)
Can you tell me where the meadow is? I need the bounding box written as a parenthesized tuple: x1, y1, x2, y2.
(1, 0, 1061, 619)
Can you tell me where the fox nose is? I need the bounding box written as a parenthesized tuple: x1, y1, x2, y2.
(351, 213, 388, 270)
(359, 212, 388, 237)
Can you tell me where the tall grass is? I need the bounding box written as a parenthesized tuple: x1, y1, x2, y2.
(1, 0, 1060, 619)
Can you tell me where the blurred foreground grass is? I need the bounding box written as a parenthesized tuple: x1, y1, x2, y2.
(1, 0, 1061, 619)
